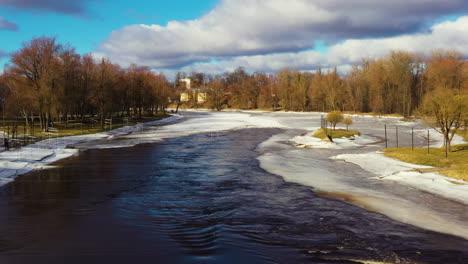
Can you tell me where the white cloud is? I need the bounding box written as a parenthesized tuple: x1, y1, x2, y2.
(328, 16, 468, 65)
(177, 50, 326, 75)
(174, 16, 468, 75)
(97, 0, 468, 72)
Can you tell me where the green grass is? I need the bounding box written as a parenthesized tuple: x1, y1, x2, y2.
(383, 144, 468, 181)
(313, 128, 361, 139)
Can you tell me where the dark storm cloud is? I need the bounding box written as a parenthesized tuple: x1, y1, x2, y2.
(0, 0, 96, 16)
(0, 16, 18, 31)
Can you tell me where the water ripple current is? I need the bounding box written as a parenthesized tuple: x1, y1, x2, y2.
(0, 128, 467, 263)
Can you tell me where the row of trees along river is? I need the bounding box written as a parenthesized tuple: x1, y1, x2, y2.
(197, 51, 467, 115)
(0, 36, 467, 134)
(0, 37, 173, 132)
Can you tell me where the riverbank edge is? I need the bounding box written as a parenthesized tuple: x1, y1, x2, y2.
(0, 115, 182, 186)
(331, 151, 468, 205)
(286, 124, 467, 205)
(174, 107, 411, 119)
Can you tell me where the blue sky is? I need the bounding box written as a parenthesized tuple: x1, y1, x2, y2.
(1, 0, 467, 75)
(0, 0, 218, 69)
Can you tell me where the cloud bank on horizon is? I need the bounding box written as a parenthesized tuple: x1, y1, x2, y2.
(96, 0, 468, 74)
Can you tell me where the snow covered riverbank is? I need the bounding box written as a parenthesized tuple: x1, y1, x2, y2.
(289, 130, 380, 149)
(251, 112, 468, 240)
(0, 110, 466, 240)
(3, 110, 464, 205)
(257, 129, 468, 240)
(0, 115, 182, 186)
(332, 152, 468, 205)
(288, 126, 467, 205)
(0, 111, 284, 186)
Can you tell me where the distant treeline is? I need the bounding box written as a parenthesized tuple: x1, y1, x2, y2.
(0, 37, 172, 131)
(1, 36, 467, 133)
(195, 50, 466, 117)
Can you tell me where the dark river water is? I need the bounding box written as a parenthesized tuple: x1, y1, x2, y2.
(0, 128, 467, 264)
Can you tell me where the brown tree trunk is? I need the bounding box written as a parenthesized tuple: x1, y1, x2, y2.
(445, 134, 450, 158)
(39, 113, 44, 131)
(175, 101, 181, 114)
(100, 109, 105, 129)
(20, 110, 29, 134)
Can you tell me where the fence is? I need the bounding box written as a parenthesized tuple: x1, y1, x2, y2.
(1, 115, 141, 151)
(320, 115, 436, 153)
(384, 124, 432, 153)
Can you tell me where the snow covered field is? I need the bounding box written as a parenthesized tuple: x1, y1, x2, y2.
(0, 110, 467, 240)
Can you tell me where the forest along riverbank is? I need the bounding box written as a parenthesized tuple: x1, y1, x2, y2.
(0, 128, 467, 264)
(0, 110, 467, 241)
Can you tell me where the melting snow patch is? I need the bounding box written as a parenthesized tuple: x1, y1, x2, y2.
(384, 171, 468, 205)
(331, 152, 468, 204)
(290, 130, 379, 149)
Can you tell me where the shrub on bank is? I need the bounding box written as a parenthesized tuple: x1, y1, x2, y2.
(313, 128, 361, 139)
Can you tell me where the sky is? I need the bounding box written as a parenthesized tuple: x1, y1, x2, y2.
(1, 0, 468, 77)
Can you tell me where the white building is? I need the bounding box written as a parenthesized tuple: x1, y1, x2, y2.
(180, 78, 191, 89)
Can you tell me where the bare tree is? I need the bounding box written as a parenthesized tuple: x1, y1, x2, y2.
(419, 90, 467, 157)
(207, 77, 225, 111)
(93, 59, 119, 128)
(8, 36, 62, 131)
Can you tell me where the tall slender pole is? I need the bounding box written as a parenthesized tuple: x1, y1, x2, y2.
(32, 117, 34, 139)
(427, 130, 430, 154)
(384, 124, 388, 149)
(2, 104, 4, 138)
(396, 126, 399, 148)
(445, 137, 448, 159)
(411, 127, 414, 151)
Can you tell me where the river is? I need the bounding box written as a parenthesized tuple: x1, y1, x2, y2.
(0, 111, 467, 263)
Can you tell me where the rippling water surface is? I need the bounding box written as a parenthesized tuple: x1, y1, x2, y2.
(0, 128, 467, 264)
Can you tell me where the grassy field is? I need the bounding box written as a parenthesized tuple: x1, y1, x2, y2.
(0, 114, 168, 146)
(383, 144, 468, 181)
(313, 128, 361, 139)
